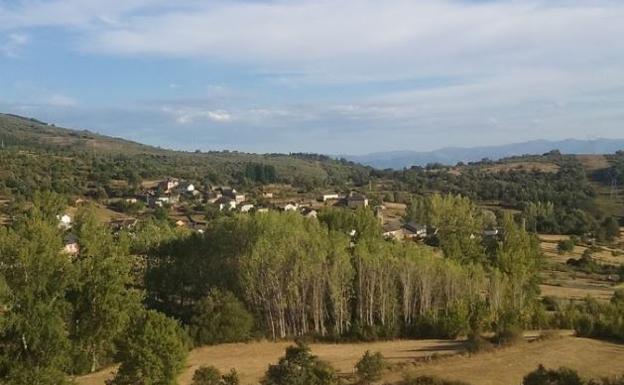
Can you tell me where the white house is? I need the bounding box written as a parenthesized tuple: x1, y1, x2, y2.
(283, 203, 299, 211)
(240, 203, 255, 213)
(215, 196, 237, 211)
(347, 193, 368, 208)
(57, 214, 72, 230)
(321, 193, 340, 202)
(301, 207, 317, 218)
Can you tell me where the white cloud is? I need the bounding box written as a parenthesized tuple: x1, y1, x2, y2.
(68, 1, 624, 83)
(162, 106, 232, 124)
(1, 32, 29, 57)
(46, 94, 78, 107)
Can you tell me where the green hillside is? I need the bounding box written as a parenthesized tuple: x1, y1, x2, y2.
(0, 113, 372, 198)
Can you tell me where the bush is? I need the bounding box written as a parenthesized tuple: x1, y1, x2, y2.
(465, 334, 494, 354)
(523, 365, 583, 385)
(494, 325, 524, 346)
(192, 366, 240, 385)
(108, 310, 189, 385)
(189, 289, 254, 346)
(355, 351, 385, 384)
(192, 366, 222, 385)
(398, 375, 471, 385)
(261, 341, 338, 385)
(557, 239, 575, 254)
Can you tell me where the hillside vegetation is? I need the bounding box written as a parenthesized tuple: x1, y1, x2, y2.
(0, 113, 372, 197)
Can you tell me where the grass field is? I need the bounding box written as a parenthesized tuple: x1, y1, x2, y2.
(76, 339, 465, 385)
(397, 336, 624, 385)
(538, 234, 623, 302)
(76, 334, 624, 385)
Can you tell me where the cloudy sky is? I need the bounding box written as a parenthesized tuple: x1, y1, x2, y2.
(1, 0, 623, 154)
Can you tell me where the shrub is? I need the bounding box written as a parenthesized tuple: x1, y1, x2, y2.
(355, 351, 385, 384)
(189, 289, 254, 346)
(494, 325, 524, 346)
(398, 375, 471, 385)
(192, 366, 222, 385)
(465, 334, 494, 354)
(261, 341, 338, 385)
(523, 365, 583, 385)
(192, 366, 240, 385)
(107, 310, 189, 385)
(557, 239, 575, 254)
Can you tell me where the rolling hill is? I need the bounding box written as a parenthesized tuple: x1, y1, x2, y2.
(344, 139, 624, 169)
(0, 113, 371, 190)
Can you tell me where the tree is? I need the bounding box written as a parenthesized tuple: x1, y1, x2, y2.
(189, 289, 254, 346)
(109, 310, 189, 385)
(0, 204, 74, 384)
(601, 217, 620, 242)
(355, 351, 385, 384)
(69, 205, 142, 373)
(261, 341, 338, 385)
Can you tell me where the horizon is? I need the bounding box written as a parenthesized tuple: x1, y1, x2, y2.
(2, 1, 624, 153)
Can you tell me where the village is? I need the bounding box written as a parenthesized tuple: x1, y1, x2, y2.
(57, 176, 505, 256)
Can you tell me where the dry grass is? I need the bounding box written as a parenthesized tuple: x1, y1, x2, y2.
(76, 339, 464, 385)
(394, 336, 624, 385)
(575, 155, 611, 171)
(538, 236, 623, 302)
(483, 162, 560, 174)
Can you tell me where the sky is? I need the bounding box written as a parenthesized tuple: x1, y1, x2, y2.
(1, 0, 623, 155)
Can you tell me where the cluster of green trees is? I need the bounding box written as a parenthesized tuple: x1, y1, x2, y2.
(552, 290, 624, 342)
(522, 201, 619, 240)
(392, 155, 621, 237)
(0, 194, 188, 384)
(523, 365, 624, 385)
(146, 195, 544, 342)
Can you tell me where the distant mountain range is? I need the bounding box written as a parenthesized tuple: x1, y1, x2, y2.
(343, 139, 624, 169)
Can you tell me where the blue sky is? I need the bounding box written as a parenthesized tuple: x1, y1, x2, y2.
(1, 0, 623, 154)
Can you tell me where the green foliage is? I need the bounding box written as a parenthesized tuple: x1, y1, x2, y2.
(0, 201, 73, 382)
(568, 291, 624, 342)
(191, 366, 221, 385)
(261, 341, 339, 385)
(68, 205, 142, 373)
(191, 367, 240, 385)
(523, 365, 584, 385)
(355, 351, 385, 384)
(406, 194, 485, 263)
(398, 376, 472, 385)
(109, 310, 189, 385)
(557, 239, 575, 254)
(189, 289, 254, 346)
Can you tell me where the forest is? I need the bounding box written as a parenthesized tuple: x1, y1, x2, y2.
(0, 191, 549, 385)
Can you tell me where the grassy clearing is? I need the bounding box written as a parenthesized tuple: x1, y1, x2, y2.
(482, 161, 560, 174)
(538, 235, 623, 302)
(75, 339, 465, 385)
(394, 336, 624, 385)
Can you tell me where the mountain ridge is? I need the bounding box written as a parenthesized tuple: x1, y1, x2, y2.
(343, 138, 624, 169)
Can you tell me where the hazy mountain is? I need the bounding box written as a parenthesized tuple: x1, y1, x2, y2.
(343, 139, 624, 169)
